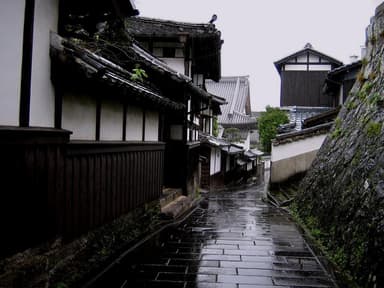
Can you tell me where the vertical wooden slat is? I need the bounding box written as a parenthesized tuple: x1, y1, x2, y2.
(100, 155, 106, 223)
(73, 157, 80, 237)
(94, 154, 101, 227)
(80, 156, 88, 233)
(88, 156, 95, 229)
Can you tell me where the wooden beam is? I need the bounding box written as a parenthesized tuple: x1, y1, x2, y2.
(19, 0, 36, 127)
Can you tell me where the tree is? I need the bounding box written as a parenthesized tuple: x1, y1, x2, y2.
(258, 106, 289, 153)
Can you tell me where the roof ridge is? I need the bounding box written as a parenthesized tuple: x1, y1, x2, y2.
(130, 16, 212, 28)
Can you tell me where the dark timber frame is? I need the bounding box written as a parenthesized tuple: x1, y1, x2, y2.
(19, 0, 36, 127)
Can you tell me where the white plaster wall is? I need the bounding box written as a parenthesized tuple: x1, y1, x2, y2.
(284, 64, 307, 71)
(210, 147, 221, 175)
(126, 105, 143, 141)
(308, 64, 332, 71)
(271, 134, 326, 162)
(0, 0, 25, 126)
(30, 0, 58, 127)
(162, 58, 185, 75)
(296, 55, 308, 62)
(308, 54, 320, 62)
(145, 110, 159, 141)
(62, 92, 96, 140)
(100, 99, 123, 141)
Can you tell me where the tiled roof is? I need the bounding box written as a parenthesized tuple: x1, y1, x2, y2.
(328, 60, 362, 77)
(200, 133, 230, 147)
(206, 76, 256, 125)
(280, 106, 332, 132)
(273, 122, 333, 146)
(126, 17, 222, 82)
(126, 17, 221, 38)
(50, 33, 184, 110)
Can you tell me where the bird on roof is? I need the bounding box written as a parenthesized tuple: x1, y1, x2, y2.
(209, 14, 217, 24)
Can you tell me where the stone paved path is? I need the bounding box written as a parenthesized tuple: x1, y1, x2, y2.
(91, 183, 337, 287)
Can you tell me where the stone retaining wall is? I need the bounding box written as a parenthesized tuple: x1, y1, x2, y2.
(296, 4, 384, 287)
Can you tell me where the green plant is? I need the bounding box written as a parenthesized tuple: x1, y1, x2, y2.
(361, 57, 369, 67)
(366, 121, 382, 137)
(212, 116, 219, 137)
(130, 64, 148, 82)
(331, 117, 343, 139)
(224, 127, 242, 143)
(357, 71, 365, 84)
(346, 100, 357, 111)
(368, 92, 382, 106)
(370, 34, 377, 45)
(258, 106, 289, 153)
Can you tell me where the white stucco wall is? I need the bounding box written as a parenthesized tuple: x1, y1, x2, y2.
(62, 92, 96, 140)
(296, 55, 307, 62)
(100, 99, 123, 141)
(161, 58, 185, 75)
(284, 64, 307, 71)
(308, 54, 320, 62)
(29, 0, 58, 127)
(210, 147, 221, 176)
(126, 105, 143, 141)
(308, 64, 332, 71)
(145, 110, 159, 141)
(0, 0, 25, 126)
(271, 134, 326, 162)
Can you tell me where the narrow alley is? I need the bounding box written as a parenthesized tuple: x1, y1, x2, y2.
(88, 182, 337, 288)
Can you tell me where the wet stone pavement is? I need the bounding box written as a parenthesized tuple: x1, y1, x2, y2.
(92, 183, 337, 288)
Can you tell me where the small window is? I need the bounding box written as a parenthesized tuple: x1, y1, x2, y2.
(163, 47, 176, 58)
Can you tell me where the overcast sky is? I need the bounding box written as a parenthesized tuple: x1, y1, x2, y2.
(134, 0, 381, 111)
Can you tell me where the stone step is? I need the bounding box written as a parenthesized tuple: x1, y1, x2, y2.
(160, 188, 183, 208)
(160, 195, 193, 220)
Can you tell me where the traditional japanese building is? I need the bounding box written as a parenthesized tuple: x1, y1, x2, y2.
(125, 16, 225, 195)
(274, 43, 343, 108)
(205, 76, 262, 187)
(0, 0, 224, 257)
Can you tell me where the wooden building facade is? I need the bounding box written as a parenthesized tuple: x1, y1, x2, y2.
(274, 43, 343, 107)
(126, 17, 224, 196)
(0, 0, 205, 257)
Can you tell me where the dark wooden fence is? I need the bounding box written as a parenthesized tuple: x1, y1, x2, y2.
(0, 128, 164, 257)
(63, 142, 164, 238)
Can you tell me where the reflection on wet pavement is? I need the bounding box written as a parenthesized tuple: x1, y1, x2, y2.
(92, 184, 337, 287)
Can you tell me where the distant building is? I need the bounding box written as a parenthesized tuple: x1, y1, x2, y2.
(205, 76, 262, 187)
(324, 60, 362, 106)
(270, 43, 354, 185)
(206, 76, 256, 149)
(274, 43, 343, 107)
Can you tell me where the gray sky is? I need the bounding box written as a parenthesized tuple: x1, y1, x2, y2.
(134, 0, 380, 111)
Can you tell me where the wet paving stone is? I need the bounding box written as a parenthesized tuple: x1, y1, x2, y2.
(89, 184, 337, 287)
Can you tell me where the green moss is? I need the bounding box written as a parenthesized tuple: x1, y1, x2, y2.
(370, 34, 377, 45)
(346, 100, 357, 111)
(357, 71, 366, 84)
(368, 92, 382, 106)
(331, 118, 343, 139)
(368, 71, 377, 81)
(361, 81, 374, 96)
(366, 121, 382, 137)
(351, 151, 361, 166)
(361, 57, 369, 67)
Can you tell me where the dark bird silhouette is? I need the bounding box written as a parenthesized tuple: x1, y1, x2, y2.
(209, 14, 217, 24)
